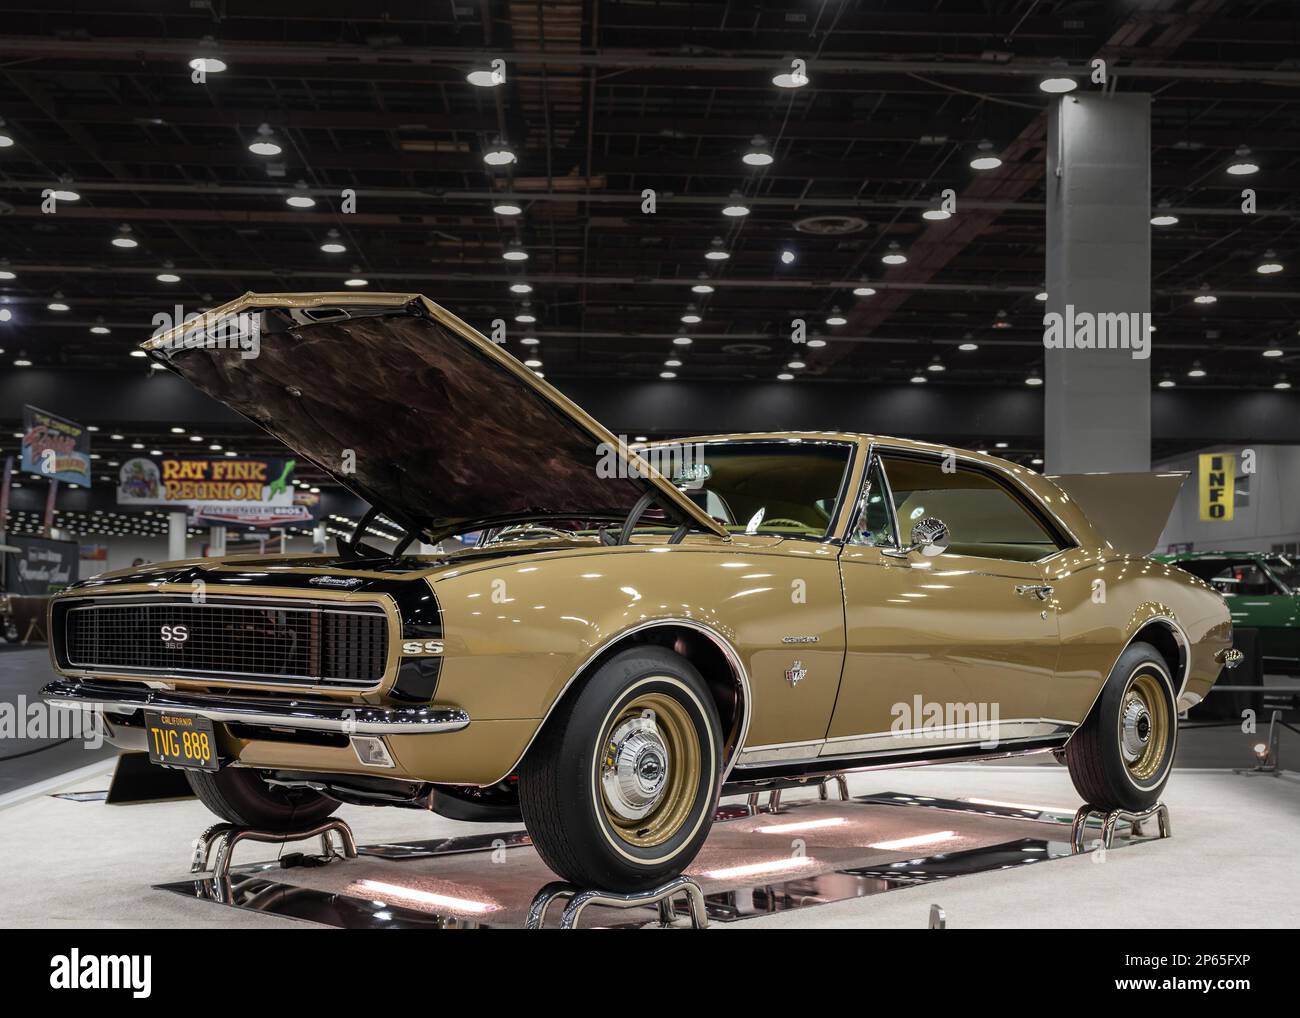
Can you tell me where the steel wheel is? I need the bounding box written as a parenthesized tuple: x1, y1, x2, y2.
(1119, 670, 1171, 782)
(597, 691, 702, 849)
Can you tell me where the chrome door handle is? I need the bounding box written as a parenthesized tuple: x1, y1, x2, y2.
(1014, 584, 1054, 601)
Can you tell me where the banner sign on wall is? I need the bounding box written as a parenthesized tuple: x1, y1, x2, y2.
(1198, 452, 1235, 522)
(116, 454, 313, 528)
(20, 405, 91, 487)
(3, 535, 79, 594)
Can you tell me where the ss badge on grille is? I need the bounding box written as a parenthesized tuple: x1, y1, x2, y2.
(160, 624, 189, 647)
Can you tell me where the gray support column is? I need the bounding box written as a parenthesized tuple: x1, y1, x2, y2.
(167, 510, 187, 561)
(1044, 93, 1152, 473)
(208, 525, 227, 557)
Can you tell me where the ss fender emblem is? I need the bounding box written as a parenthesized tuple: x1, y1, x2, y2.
(401, 639, 444, 656)
(160, 624, 189, 645)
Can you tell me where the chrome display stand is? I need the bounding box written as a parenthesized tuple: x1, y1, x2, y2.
(746, 772, 849, 815)
(1069, 802, 1170, 854)
(525, 874, 709, 929)
(190, 818, 358, 900)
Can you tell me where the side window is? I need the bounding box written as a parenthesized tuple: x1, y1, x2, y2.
(850, 459, 897, 547)
(1210, 563, 1277, 597)
(879, 455, 1063, 562)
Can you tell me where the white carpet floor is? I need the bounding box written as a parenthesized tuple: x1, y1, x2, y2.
(0, 761, 1295, 929)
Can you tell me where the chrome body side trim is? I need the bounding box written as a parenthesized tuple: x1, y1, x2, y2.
(41, 678, 469, 736)
(495, 616, 753, 785)
(733, 718, 1077, 768)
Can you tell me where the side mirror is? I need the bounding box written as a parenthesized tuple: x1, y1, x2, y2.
(909, 517, 949, 556)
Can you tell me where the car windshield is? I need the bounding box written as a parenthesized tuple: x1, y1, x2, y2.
(667, 441, 853, 539)
(1267, 556, 1299, 592)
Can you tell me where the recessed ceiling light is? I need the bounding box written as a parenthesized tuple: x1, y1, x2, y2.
(286, 193, 316, 209)
(1150, 200, 1179, 226)
(0, 270, 15, 280)
(777, 373, 794, 381)
(111, 226, 138, 249)
(482, 141, 517, 166)
(1227, 145, 1259, 176)
(156, 272, 181, 283)
(1025, 373, 1044, 386)
(922, 208, 951, 221)
(503, 244, 529, 262)
(50, 189, 80, 202)
(1193, 291, 1217, 305)
(466, 65, 505, 88)
(248, 123, 282, 156)
(520, 336, 539, 345)
(344, 277, 368, 287)
(722, 191, 751, 217)
(1187, 363, 1207, 378)
(1038, 75, 1077, 94)
(659, 371, 677, 379)
(910, 374, 927, 384)
(672, 336, 693, 346)
(970, 139, 1002, 171)
(48, 302, 70, 312)
(1274, 378, 1291, 390)
(825, 308, 846, 326)
(995, 442, 1008, 449)
(89, 325, 111, 335)
(772, 61, 809, 89)
(691, 283, 714, 294)
(129, 350, 147, 358)
(13, 357, 31, 367)
(787, 360, 806, 369)
(664, 358, 682, 368)
(523, 358, 542, 368)
(509, 282, 533, 294)
(680, 307, 702, 324)
(1035, 291, 1048, 301)
(1262, 347, 1284, 358)
(958, 342, 979, 352)
(881, 242, 907, 265)
(743, 135, 774, 167)
(493, 202, 523, 216)
(705, 237, 730, 261)
(1257, 251, 1283, 274)
(927, 361, 945, 372)
(189, 56, 226, 74)
(853, 286, 876, 297)
(805, 337, 827, 348)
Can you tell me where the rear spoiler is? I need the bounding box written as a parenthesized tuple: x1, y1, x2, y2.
(1047, 471, 1188, 556)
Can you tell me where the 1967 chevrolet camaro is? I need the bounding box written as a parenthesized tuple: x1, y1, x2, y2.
(44, 293, 1235, 890)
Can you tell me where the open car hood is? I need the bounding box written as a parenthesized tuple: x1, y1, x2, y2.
(1047, 471, 1188, 556)
(143, 292, 726, 541)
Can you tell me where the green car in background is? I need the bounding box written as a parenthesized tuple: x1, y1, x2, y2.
(1156, 552, 1300, 673)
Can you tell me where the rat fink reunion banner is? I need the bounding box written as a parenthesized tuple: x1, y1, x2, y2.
(20, 405, 92, 487)
(116, 454, 315, 528)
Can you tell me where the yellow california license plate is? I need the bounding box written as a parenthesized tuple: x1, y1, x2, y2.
(144, 711, 218, 771)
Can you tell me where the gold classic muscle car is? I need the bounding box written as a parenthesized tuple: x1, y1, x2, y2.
(44, 293, 1234, 891)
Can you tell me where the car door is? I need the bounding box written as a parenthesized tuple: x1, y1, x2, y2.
(828, 449, 1066, 757)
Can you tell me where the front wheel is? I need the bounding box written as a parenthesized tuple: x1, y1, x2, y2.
(185, 766, 339, 830)
(519, 645, 722, 891)
(1065, 642, 1178, 811)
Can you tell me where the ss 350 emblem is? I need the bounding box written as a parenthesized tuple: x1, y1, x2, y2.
(785, 660, 808, 687)
(160, 624, 189, 646)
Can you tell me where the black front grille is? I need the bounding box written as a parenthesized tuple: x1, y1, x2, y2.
(63, 598, 389, 688)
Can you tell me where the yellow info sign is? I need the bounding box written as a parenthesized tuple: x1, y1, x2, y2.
(1198, 452, 1234, 522)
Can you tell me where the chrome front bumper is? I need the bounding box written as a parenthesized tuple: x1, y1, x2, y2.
(41, 679, 470, 736)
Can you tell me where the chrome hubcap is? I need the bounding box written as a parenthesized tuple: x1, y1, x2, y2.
(1120, 693, 1152, 763)
(600, 710, 670, 821)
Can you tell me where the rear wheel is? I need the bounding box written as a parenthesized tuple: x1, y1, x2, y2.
(185, 766, 339, 830)
(1065, 642, 1177, 811)
(519, 645, 722, 891)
